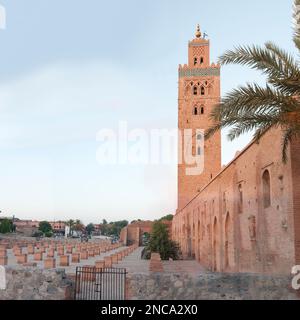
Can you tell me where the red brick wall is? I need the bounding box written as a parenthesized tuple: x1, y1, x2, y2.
(173, 127, 299, 274)
(291, 137, 300, 265)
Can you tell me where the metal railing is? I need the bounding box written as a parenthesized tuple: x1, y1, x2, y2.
(74, 266, 127, 300)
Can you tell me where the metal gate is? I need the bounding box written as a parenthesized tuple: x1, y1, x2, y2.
(74, 266, 127, 300)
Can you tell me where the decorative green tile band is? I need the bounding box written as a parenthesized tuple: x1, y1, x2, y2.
(179, 68, 220, 78)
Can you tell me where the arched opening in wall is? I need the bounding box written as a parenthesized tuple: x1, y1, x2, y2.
(200, 106, 204, 114)
(187, 216, 192, 258)
(192, 222, 195, 258)
(201, 86, 205, 95)
(194, 57, 198, 66)
(185, 86, 191, 96)
(213, 217, 218, 271)
(198, 219, 201, 261)
(201, 212, 205, 240)
(182, 223, 186, 250)
(200, 57, 204, 64)
(194, 106, 198, 115)
(238, 184, 243, 213)
(142, 232, 150, 246)
(224, 213, 230, 269)
(262, 170, 271, 208)
(223, 192, 226, 214)
(193, 86, 198, 95)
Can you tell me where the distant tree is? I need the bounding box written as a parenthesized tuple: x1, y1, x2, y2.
(66, 219, 75, 236)
(144, 221, 180, 260)
(38, 221, 52, 234)
(100, 220, 128, 237)
(44, 231, 53, 238)
(109, 220, 128, 237)
(99, 219, 108, 235)
(0, 219, 13, 234)
(159, 214, 174, 222)
(86, 223, 95, 235)
(74, 220, 84, 232)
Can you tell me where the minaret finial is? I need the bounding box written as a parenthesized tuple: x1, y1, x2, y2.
(195, 24, 202, 38)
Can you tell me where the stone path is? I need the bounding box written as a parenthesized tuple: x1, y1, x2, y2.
(113, 248, 206, 275)
(113, 247, 150, 274)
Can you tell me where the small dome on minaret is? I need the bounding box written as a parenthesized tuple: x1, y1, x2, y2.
(195, 24, 202, 38)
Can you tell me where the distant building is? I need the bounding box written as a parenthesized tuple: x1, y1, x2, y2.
(14, 220, 39, 237)
(94, 224, 102, 233)
(49, 221, 66, 233)
(120, 220, 172, 246)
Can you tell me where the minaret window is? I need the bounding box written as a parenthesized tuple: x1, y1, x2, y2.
(201, 86, 205, 95)
(200, 57, 204, 64)
(201, 106, 204, 114)
(194, 106, 198, 115)
(193, 86, 198, 95)
(194, 58, 198, 66)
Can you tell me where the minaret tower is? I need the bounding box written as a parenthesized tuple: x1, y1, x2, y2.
(177, 25, 221, 211)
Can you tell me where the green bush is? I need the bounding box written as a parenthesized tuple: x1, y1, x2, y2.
(0, 219, 13, 234)
(44, 231, 53, 238)
(39, 221, 52, 234)
(144, 221, 180, 260)
(159, 214, 174, 222)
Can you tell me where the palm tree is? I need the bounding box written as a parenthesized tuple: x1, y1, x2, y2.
(74, 219, 84, 233)
(206, 0, 300, 162)
(66, 219, 75, 236)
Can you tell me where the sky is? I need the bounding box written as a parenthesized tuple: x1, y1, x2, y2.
(0, 0, 296, 224)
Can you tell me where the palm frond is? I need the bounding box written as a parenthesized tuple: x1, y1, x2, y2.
(293, 0, 300, 51)
(226, 114, 280, 140)
(206, 109, 283, 140)
(222, 84, 295, 116)
(207, 5, 300, 163)
(219, 45, 295, 80)
(265, 41, 300, 95)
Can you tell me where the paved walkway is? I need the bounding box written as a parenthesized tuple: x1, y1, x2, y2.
(113, 247, 150, 274)
(114, 247, 205, 275)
